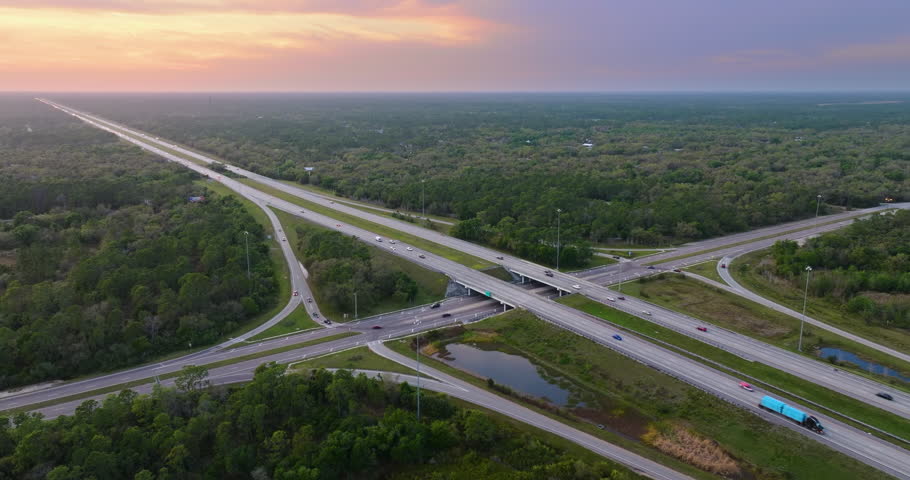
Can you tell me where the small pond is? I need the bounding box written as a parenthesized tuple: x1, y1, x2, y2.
(438, 343, 584, 407)
(819, 347, 910, 383)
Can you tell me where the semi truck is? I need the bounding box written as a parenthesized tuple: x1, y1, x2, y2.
(759, 396, 824, 434)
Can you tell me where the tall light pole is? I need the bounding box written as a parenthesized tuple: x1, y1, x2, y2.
(421, 179, 426, 219)
(815, 194, 822, 224)
(243, 231, 250, 280)
(416, 334, 422, 422)
(556, 208, 562, 270)
(354, 291, 358, 319)
(798, 265, 813, 351)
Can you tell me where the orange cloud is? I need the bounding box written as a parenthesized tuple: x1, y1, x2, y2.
(0, 2, 493, 76)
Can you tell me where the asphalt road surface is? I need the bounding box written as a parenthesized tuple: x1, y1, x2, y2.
(35, 100, 910, 478)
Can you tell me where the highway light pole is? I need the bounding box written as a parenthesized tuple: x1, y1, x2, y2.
(416, 335, 422, 422)
(815, 194, 822, 223)
(421, 179, 426, 219)
(556, 208, 562, 271)
(354, 291, 358, 319)
(243, 231, 250, 280)
(798, 265, 812, 351)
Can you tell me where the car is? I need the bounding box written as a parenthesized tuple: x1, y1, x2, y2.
(431, 303, 441, 309)
(606, 296, 616, 302)
(572, 284, 581, 289)
(323, 319, 330, 324)
(876, 392, 894, 401)
(642, 310, 652, 316)
(300, 210, 305, 214)
(407, 247, 413, 251)
(442, 313, 451, 318)
(613, 255, 620, 259)
(672, 269, 681, 273)
(612, 334, 623, 341)
(292, 290, 299, 296)
(596, 424, 605, 430)
(389, 240, 397, 244)
(496, 256, 504, 260)
(696, 326, 707, 332)
(721, 264, 726, 268)
(618, 296, 626, 300)
(282, 237, 287, 241)
(390, 246, 396, 251)
(307, 297, 312, 303)
(329, 201, 335, 204)
(739, 382, 754, 392)
(647, 266, 655, 270)
(313, 312, 319, 318)
(418, 254, 426, 259)
(336, 224, 341, 227)
(372, 325, 382, 329)
(544, 270, 554, 277)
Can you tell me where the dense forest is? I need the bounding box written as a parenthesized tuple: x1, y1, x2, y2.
(0, 97, 277, 389)
(0, 365, 638, 480)
(58, 93, 910, 262)
(769, 210, 910, 329)
(295, 224, 419, 313)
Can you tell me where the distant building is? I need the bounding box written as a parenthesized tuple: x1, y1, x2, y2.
(582, 142, 594, 149)
(304, 167, 315, 172)
(188, 196, 206, 203)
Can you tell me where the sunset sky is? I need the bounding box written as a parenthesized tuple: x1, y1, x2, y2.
(2, 0, 909, 91)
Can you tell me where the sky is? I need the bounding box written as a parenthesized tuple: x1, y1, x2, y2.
(1, 0, 909, 92)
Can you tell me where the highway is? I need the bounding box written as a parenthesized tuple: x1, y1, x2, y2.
(35, 99, 910, 479)
(53, 98, 910, 419)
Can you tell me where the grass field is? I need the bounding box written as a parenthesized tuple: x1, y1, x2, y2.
(247, 305, 320, 341)
(273, 209, 448, 322)
(683, 260, 726, 284)
(620, 275, 910, 391)
(241, 178, 493, 270)
(292, 346, 418, 376)
(732, 249, 910, 360)
(558, 295, 910, 443)
(389, 311, 891, 480)
(597, 249, 664, 259)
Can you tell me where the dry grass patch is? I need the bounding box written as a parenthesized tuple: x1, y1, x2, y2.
(643, 422, 740, 476)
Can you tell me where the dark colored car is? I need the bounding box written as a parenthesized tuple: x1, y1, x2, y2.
(496, 256, 504, 260)
(544, 270, 554, 277)
(612, 334, 623, 341)
(372, 325, 383, 330)
(431, 303, 441, 309)
(697, 326, 708, 332)
(877, 392, 894, 401)
(647, 266, 655, 270)
(313, 312, 319, 318)
(721, 264, 727, 268)
(673, 269, 682, 273)
(442, 313, 452, 318)
(618, 296, 626, 300)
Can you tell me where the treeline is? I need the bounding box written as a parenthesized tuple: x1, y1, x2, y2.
(0, 97, 277, 388)
(770, 210, 910, 328)
(58, 93, 910, 257)
(0, 365, 638, 480)
(296, 224, 418, 313)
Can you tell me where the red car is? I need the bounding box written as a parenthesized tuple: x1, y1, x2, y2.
(292, 290, 299, 297)
(721, 264, 727, 269)
(739, 382, 754, 392)
(673, 269, 682, 273)
(371, 325, 383, 330)
(696, 326, 707, 332)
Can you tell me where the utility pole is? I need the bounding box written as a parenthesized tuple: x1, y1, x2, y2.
(618, 259, 624, 293)
(556, 208, 562, 270)
(354, 291, 358, 319)
(421, 179, 426, 219)
(243, 231, 250, 281)
(798, 265, 812, 351)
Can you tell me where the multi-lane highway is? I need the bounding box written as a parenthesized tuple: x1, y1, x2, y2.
(35, 99, 910, 479)
(56, 98, 910, 418)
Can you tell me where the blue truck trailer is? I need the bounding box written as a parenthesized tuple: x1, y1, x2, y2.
(759, 396, 824, 434)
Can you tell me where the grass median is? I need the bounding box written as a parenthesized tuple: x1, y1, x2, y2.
(292, 346, 418, 376)
(682, 260, 725, 284)
(622, 274, 910, 392)
(558, 294, 910, 444)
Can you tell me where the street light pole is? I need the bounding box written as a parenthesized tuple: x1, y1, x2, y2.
(556, 208, 562, 271)
(416, 335, 421, 422)
(354, 291, 358, 319)
(798, 265, 813, 351)
(243, 231, 250, 280)
(815, 194, 822, 223)
(421, 179, 426, 219)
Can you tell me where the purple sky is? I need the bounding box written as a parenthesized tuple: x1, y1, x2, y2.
(1, 0, 908, 91)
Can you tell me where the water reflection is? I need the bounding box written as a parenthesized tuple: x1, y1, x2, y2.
(820, 347, 910, 383)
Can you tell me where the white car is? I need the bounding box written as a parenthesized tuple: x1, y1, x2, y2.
(642, 310, 652, 316)
(572, 284, 581, 289)
(282, 237, 286, 242)
(389, 240, 397, 244)
(406, 247, 413, 251)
